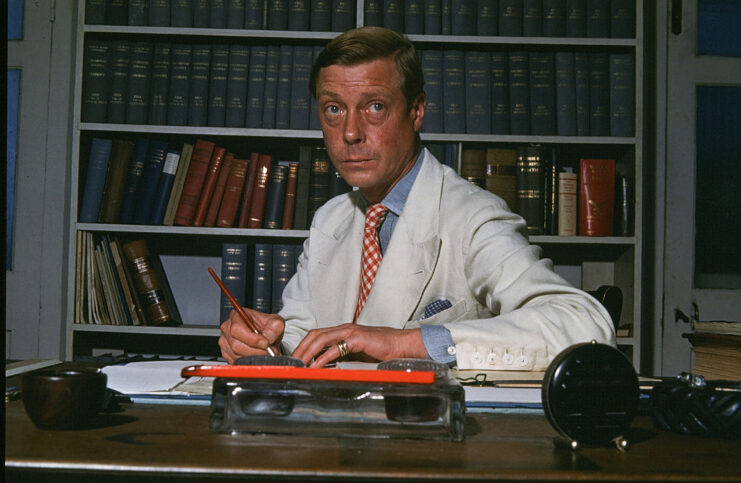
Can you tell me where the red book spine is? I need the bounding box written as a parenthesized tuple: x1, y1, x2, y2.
(579, 158, 615, 236)
(192, 146, 226, 227)
(281, 162, 299, 230)
(237, 152, 260, 228)
(246, 154, 273, 229)
(204, 153, 234, 227)
(216, 158, 248, 228)
(173, 139, 215, 226)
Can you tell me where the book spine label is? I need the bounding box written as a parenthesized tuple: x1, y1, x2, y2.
(515, 145, 544, 236)
(252, 243, 273, 312)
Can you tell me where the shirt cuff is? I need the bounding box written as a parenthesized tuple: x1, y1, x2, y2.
(420, 325, 457, 365)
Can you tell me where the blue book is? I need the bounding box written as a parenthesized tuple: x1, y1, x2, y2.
(499, 0, 523, 36)
(275, 45, 293, 129)
(148, 42, 171, 126)
(451, 0, 475, 35)
(252, 243, 273, 313)
(79, 138, 113, 223)
(268, 0, 289, 30)
(405, 0, 425, 34)
(440, 0, 451, 34)
(262, 46, 281, 129)
(523, 0, 543, 36)
(245, 0, 265, 28)
(420, 50, 443, 133)
(85, 0, 106, 24)
(331, 0, 355, 31)
(148, 0, 171, 26)
(106, 40, 131, 124)
(555, 51, 577, 136)
(128, 0, 149, 25)
(574, 51, 589, 135)
(263, 163, 288, 229)
(588, 52, 609, 136)
(125, 41, 153, 125)
(610, 0, 635, 38)
(133, 140, 169, 225)
(118, 139, 149, 224)
(491, 51, 510, 134)
(288, 0, 309, 30)
(171, 0, 193, 27)
(81, 40, 110, 123)
(609, 53, 635, 137)
(543, 0, 566, 36)
(565, 0, 586, 37)
(220, 243, 248, 323)
(383, 0, 404, 32)
(310, 0, 332, 30)
(227, 0, 246, 28)
(309, 45, 323, 130)
(585, 0, 609, 38)
(150, 149, 181, 225)
(477, 0, 497, 36)
(365, 0, 384, 27)
(167, 43, 192, 126)
(529, 51, 556, 135)
(207, 44, 229, 127)
(289, 45, 313, 130)
(271, 244, 296, 313)
(442, 50, 465, 133)
(193, 0, 210, 27)
(225, 44, 250, 128)
(188, 44, 211, 126)
(508, 51, 530, 135)
(210, 0, 227, 28)
(246, 46, 268, 128)
(465, 50, 491, 134)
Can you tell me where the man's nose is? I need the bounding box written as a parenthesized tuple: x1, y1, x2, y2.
(342, 110, 364, 144)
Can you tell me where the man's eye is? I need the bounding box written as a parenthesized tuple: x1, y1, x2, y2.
(325, 105, 341, 116)
(368, 103, 385, 113)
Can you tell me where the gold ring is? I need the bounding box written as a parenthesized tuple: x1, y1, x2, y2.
(337, 340, 350, 358)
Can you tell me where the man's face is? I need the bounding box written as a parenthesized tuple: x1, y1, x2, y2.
(315, 58, 425, 203)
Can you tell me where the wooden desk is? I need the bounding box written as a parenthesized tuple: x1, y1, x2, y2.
(5, 399, 741, 481)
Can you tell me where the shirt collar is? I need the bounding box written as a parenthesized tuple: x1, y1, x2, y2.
(363, 149, 425, 216)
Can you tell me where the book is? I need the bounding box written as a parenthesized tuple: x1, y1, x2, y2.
(692, 321, 741, 337)
(543, 0, 566, 37)
(167, 43, 193, 126)
(275, 45, 293, 129)
(174, 139, 216, 226)
(460, 149, 487, 188)
(555, 51, 577, 136)
(308, 147, 331, 225)
(383, 0, 405, 33)
(684, 332, 741, 381)
(464, 50, 491, 134)
(578, 157, 615, 236)
(108, 0, 129, 25)
(148, 0, 171, 26)
(99, 139, 135, 224)
(204, 152, 234, 227)
(163, 142, 194, 226)
(290, 46, 314, 130)
(271, 244, 296, 313)
(365, 0, 383, 27)
(609, 53, 635, 137)
(588, 52, 610, 137)
(192, 146, 227, 227)
(490, 51, 510, 134)
(246, 46, 268, 129)
(574, 51, 590, 136)
(220, 243, 248, 322)
(441, 0, 451, 34)
(268, 0, 289, 30)
(476, 0, 499, 36)
(81, 39, 110, 123)
(405, 0, 425, 34)
(420, 50, 443, 133)
(125, 41, 153, 125)
(485, 148, 517, 210)
(246, 154, 274, 228)
(585, 0, 609, 38)
(288, 0, 309, 30)
(450, 0, 475, 35)
(424, 0, 443, 34)
(118, 139, 150, 224)
(499, 0, 524, 36)
(282, 162, 299, 229)
(543, 147, 559, 235)
(121, 239, 182, 326)
(148, 42, 172, 125)
(246, 0, 266, 29)
(566, 0, 586, 37)
(128, 0, 149, 26)
(515, 144, 545, 236)
(332, 0, 355, 31)
(557, 169, 577, 236)
(292, 145, 313, 230)
(261, 45, 280, 129)
(188, 44, 211, 126)
(210, 0, 227, 28)
(329, 164, 351, 198)
(216, 157, 249, 228)
(529, 51, 556, 135)
(442, 50, 465, 133)
(227, 0, 246, 28)
(106, 40, 131, 124)
(523, 0, 543, 37)
(508, 51, 530, 135)
(613, 175, 633, 236)
(252, 243, 273, 312)
(237, 152, 261, 228)
(133, 140, 169, 225)
(192, 0, 209, 27)
(263, 163, 289, 229)
(85, 0, 106, 24)
(225, 44, 250, 128)
(79, 138, 113, 223)
(207, 44, 230, 127)
(171, 0, 194, 27)
(309, 45, 323, 130)
(311, 0, 332, 30)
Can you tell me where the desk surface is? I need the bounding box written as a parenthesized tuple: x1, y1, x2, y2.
(5, 400, 741, 481)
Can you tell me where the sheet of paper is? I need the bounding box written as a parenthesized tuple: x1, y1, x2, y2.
(102, 360, 225, 395)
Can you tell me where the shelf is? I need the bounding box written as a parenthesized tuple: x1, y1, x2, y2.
(71, 323, 219, 337)
(77, 223, 310, 238)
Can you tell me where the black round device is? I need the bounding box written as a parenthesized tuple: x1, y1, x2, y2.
(542, 342, 639, 448)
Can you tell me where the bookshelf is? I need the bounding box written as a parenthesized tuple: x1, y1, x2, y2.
(65, 1, 645, 371)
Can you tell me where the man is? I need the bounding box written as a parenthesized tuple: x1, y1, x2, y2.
(219, 27, 615, 369)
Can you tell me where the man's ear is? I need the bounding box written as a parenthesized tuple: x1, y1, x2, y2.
(411, 92, 426, 131)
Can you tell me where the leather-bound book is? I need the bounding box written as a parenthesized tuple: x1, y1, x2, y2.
(485, 148, 517, 210)
(271, 244, 296, 313)
(118, 139, 149, 224)
(79, 137, 113, 223)
(81, 39, 111, 123)
(106, 40, 131, 123)
(187, 44, 211, 126)
(310, 0, 331, 30)
(148, 0, 171, 26)
(464, 50, 491, 134)
(252, 243, 273, 313)
(207, 44, 229, 127)
(281, 162, 299, 229)
(613, 175, 633, 236)
(263, 163, 289, 229)
(557, 169, 578, 236)
(566, 0, 586, 37)
(167, 43, 192, 126)
(246, 0, 266, 29)
(420, 49, 443, 133)
(405, 0, 425, 34)
(477, 0, 498, 36)
(163, 143, 194, 226)
(308, 147, 331, 225)
(148, 42, 172, 125)
(227, 0, 246, 28)
(364, 0, 383, 27)
(237, 152, 261, 228)
(219, 242, 248, 322)
(331, 0, 355, 32)
(192, 146, 227, 227)
(578, 157, 615, 236)
(204, 152, 234, 227)
(132, 140, 169, 225)
(174, 139, 216, 226)
(128, 0, 148, 26)
(216, 157, 249, 228)
(515, 144, 545, 236)
(460, 148, 487, 188)
(246, 46, 268, 129)
(125, 41, 153, 125)
(246, 154, 273, 228)
(99, 139, 135, 224)
(291, 145, 312, 230)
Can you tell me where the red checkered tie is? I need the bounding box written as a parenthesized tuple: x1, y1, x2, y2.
(354, 203, 388, 322)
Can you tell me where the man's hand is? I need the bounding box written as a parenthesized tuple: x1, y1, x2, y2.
(291, 324, 428, 367)
(219, 309, 285, 363)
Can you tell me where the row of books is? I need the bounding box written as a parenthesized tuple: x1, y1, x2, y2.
(463, 145, 631, 236)
(82, 41, 322, 129)
(75, 233, 182, 326)
(85, 0, 636, 40)
(79, 137, 352, 230)
(85, 0, 357, 32)
(421, 49, 634, 136)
